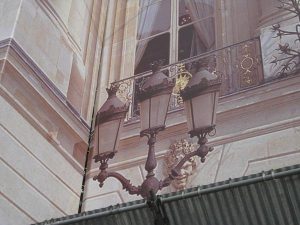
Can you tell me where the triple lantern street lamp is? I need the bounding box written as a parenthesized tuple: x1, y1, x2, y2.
(93, 63, 221, 199)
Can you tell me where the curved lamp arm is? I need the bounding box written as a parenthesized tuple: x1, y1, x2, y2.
(93, 152, 141, 195)
(93, 170, 141, 195)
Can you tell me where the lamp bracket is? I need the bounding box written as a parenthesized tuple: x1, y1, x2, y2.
(93, 152, 115, 171)
(189, 125, 215, 144)
(140, 125, 165, 137)
(140, 125, 165, 145)
(93, 170, 141, 195)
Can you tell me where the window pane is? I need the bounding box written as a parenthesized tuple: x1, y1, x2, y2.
(179, 0, 215, 26)
(137, 0, 171, 40)
(178, 17, 215, 60)
(135, 33, 170, 74)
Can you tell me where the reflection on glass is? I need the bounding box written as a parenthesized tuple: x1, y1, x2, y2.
(135, 33, 170, 74)
(137, 0, 171, 40)
(179, 0, 215, 26)
(178, 17, 215, 61)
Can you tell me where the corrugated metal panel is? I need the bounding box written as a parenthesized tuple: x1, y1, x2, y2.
(37, 164, 300, 225)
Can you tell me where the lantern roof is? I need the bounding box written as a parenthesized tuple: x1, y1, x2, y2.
(96, 85, 129, 124)
(181, 64, 221, 101)
(138, 63, 174, 102)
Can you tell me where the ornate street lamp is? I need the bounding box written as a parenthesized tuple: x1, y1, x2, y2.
(93, 85, 129, 171)
(93, 62, 221, 199)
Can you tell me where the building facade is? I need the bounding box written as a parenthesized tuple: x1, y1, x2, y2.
(0, 0, 300, 224)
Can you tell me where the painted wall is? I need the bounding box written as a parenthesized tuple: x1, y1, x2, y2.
(0, 0, 300, 224)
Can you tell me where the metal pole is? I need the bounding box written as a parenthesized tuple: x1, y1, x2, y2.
(77, 1, 110, 214)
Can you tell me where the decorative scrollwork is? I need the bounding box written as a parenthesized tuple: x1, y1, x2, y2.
(110, 38, 263, 121)
(116, 79, 133, 103)
(239, 42, 261, 88)
(164, 139, 196, 190)
(172, 63, 192, 106)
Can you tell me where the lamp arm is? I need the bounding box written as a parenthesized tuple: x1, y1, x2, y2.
(159, 143, 213, 189)
(93, 170, 141, 195)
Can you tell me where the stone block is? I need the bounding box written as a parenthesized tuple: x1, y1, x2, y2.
(0, 195, 35, 225)
(245, 151, 300, 175)
(0, 162, 65, 222)
(189, 145, 223, 187)
(0, 96, 82, 196)
(83, 192, 122, 211)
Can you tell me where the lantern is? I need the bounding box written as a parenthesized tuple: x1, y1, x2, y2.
(138, 65, 174, 133)
(94, 86, 128, 157)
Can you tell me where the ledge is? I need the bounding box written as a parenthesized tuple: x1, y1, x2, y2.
(0, 38, 90, 172)
(0, 38, 90, 134)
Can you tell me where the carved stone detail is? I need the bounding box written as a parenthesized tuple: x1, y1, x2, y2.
(164, 139, 197, 190)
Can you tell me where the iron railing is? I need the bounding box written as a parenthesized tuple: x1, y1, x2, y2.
(113, 37, 264, 121)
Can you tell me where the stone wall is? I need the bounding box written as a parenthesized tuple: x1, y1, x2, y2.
(0, 0, 96, 223)
(0, 94, 82, 224)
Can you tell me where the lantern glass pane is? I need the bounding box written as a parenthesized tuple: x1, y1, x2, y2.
(191, 92, 216, 130)
(140, 99, 150, 131)
(184, 99, 194, 131)
(95, 119, 121, 154)
(149, 94, 170, 128)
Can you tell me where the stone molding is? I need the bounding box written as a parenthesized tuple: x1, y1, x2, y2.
(0, 38, 89, 172)
(35, 0, 82, 55)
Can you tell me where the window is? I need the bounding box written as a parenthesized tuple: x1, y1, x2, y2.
(135, 0, 216, 74)
(135, 0, 171, 74)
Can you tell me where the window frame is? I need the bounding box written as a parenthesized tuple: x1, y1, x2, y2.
(135, 0, 217, 75)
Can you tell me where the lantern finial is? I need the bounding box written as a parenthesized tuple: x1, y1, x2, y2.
(106, 83, 119, 97)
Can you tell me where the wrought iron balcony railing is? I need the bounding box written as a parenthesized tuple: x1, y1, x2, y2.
(113, 37, 264, 122)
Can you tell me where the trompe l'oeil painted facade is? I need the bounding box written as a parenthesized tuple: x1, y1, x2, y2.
(1, 0, 300, 224)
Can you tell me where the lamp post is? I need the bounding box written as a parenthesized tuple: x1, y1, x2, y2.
(93, 62, 221, 199)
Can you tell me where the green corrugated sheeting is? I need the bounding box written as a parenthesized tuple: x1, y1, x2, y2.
(37, 164, 300, 225)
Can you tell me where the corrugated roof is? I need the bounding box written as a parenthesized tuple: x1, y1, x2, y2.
(36, 164, 300, 225)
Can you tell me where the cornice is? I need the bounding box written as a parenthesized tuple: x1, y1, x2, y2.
(0, 38, 90, 133)
(0, 84, 84, 173)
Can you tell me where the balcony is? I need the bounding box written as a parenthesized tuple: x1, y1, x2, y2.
(112, 37, 296, 122)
